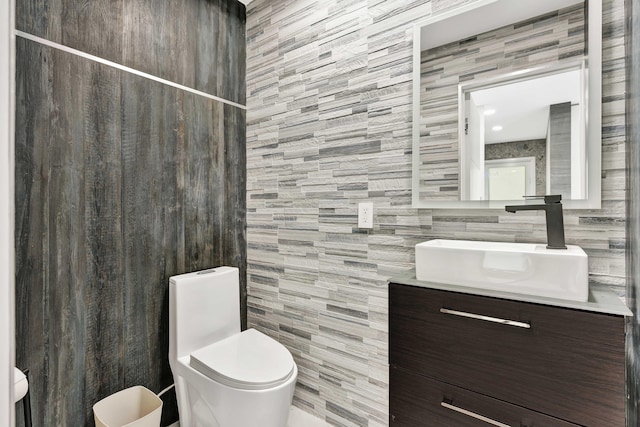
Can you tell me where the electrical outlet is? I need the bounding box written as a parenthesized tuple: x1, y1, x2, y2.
(358, 202, 373, 229)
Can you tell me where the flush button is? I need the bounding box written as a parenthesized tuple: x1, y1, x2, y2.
(197, 268, 217, 275)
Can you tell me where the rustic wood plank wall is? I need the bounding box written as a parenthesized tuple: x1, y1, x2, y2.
(16, 0, 246, 105)
(14, 1, 246, 426)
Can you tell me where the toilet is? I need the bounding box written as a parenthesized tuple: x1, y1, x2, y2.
(169, 267, 297, 427)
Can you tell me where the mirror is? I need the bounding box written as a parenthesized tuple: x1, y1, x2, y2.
(412, 0, 602, 209)
(461, 64, 586, 201)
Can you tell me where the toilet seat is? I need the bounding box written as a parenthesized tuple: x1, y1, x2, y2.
(190, 328, 295, 390)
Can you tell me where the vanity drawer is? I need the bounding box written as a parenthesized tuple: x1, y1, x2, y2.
(389, 283, 626, 426)
(390, 366, 578, 426)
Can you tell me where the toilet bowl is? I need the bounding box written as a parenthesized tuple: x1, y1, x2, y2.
(169, 267, 297, 427)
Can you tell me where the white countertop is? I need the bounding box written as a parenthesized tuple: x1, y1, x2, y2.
(389, 270, 633, 317)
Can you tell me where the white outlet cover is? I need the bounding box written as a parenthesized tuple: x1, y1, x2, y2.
(358, 202, 373, 229)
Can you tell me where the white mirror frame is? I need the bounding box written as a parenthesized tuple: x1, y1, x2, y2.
(411, 0, 602, 209)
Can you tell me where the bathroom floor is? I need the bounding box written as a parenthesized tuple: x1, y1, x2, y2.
(168, 406, 330, 427)
(287, 406, 331, 426)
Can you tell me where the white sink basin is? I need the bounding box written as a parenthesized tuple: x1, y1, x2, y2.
(415, 239, 589, 302)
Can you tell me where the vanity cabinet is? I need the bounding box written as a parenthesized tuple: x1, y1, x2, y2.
(389, 282, 627, 427)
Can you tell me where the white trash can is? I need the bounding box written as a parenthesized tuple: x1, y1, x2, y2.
(93, 386, 162, 427)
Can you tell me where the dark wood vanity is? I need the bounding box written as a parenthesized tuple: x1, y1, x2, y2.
(389, 279, 629, 426)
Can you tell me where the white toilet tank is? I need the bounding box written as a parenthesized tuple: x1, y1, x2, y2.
(169, 267, 240, 361)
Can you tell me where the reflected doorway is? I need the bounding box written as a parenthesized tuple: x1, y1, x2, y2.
(485, 157, 536, 200)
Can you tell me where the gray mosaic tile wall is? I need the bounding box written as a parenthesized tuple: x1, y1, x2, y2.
(245, 0, 626, 425)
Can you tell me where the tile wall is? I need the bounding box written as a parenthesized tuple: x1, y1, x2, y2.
(246, 0, 627, 425)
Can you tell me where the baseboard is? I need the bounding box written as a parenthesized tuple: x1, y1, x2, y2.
(166, 405, 328, 427)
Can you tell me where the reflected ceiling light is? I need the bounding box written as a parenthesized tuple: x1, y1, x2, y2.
(492, 125, 503, 131)
(484, 109, 496, 116)
(510, 68, 532, 76)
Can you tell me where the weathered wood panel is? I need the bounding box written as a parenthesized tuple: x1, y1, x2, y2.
(16, 0, 124, 64)
(17, 0, 246, 104)
(192, 1, 246, 104)
(15, 34, 247, 426)
(120, 74, 183, 425)
(183, 93, 221, 272)
(15, 37, 125, 425)
(224, 104, 248, 329)
(14, 37, 52, 427)
(121, 0, 196, 100)
(53, 48, 123, 427)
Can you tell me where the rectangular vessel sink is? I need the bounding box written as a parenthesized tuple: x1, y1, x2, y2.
(415, 239, 588, 302)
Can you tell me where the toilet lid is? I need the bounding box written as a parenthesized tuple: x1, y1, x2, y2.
(190, 328, 295, 390)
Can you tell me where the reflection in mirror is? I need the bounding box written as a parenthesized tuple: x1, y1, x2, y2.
(412, 0, 602, 209)
(460, 65, 586, 201)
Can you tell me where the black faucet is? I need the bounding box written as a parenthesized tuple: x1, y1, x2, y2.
(505, 195, 567, 250)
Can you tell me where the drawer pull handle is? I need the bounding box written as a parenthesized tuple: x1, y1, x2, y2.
(440, 308, 531, 329)
(441, 402, 511, 427)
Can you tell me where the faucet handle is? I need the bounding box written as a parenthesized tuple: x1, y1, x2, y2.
(523, 194, 562, 204)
